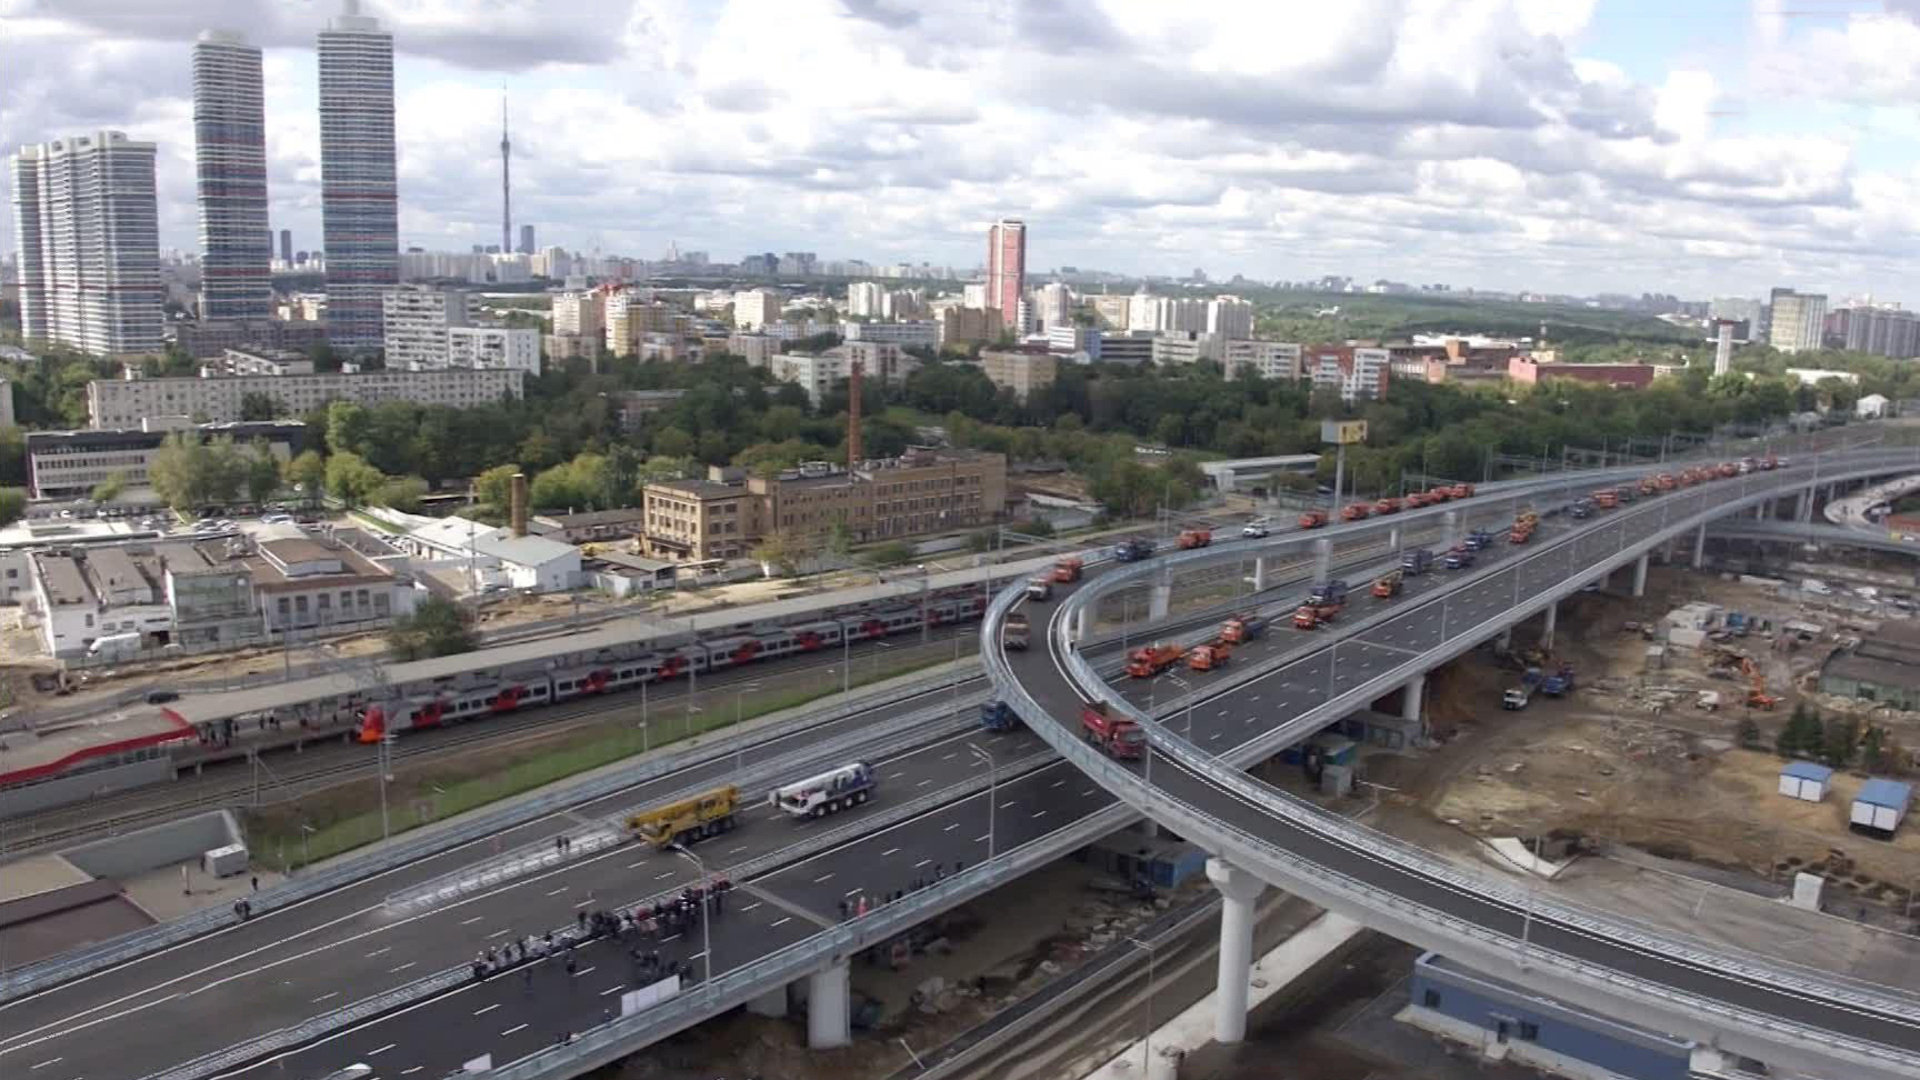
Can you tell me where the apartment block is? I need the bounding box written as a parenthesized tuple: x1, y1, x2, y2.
(1220, 340, 1302, 381)
(173, 318, 328, 360)
(383, 285, 472, 369)
(732, 289, 783, 331)
(1152, 333, 1223, 366)
(1767, 287, 1827, 354)
(725, 333, 782, 368)
(841, 321, 939, 347)
(1206, 295, 1254, 340)
(88, 365, 525, 428)
(978, 349, 1059, 402)
(445, 325, 541, 374)
(939, 306, 1002, 349)
(769, 343, 921, 405)
(1306, 345, 1390, 403)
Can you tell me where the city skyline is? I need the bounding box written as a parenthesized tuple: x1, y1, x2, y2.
(5, 2, 1920, 300)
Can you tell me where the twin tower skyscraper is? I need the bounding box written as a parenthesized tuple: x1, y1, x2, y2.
(195, 0, 396, 349)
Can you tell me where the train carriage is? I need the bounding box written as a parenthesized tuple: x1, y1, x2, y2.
(790, 620, 844, 651)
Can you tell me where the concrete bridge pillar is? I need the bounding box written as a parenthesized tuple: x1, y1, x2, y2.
(1442, 509, 1461, 549)
(1252, 556, 1267, 593)
(1148, 580, 1171, 621)
(1496, 627, 1512, 652)
(1631, 553, 1649, 598)
(1401, 675, 1424, 722)
(1206, 857, 1266, 1044)
(1542, 601, 1558, 653)
(807, 961, 851, 1049)
(1753, 502, 1766, 521)
(1692, 524, 1707, 570)
(1312, 537, 1332, 583)
(1796, 488, 1811, 523)
(1387, 525, 1400, 553)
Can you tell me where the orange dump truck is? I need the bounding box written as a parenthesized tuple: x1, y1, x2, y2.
(1187, 642, 1233, 672)
(1177, 528, 1213, 550)
(1126, 643, 1187, 678)
(1052, 556, 1083, 583)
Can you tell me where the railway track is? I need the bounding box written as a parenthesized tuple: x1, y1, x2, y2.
(0, 630, 986, 857)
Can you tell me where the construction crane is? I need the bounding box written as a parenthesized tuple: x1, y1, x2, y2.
(1739, 656, 1779, 710)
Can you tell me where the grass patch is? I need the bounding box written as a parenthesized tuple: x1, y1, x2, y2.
(245, 651, 953, 871)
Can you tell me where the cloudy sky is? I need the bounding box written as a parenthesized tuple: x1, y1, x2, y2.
(4, 0, 1920, 299)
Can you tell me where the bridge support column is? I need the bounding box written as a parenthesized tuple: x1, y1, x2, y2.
(1312, 538, 1332, 583)
(807, 962, 850, 1049)
(1795, 488, 1811, 523)
(1206, 858, 1265, 1044)
(1542, 601, 1558, 653)
(1388, 525, 1400, 553)
(1496, 627, 1512, 652)
(1753, 502, 1766, 521)
(1401, 675, 1424, 722)
(1148, 580, 1171, 620)
(1442, 509, 1461, 549)
(1692, 524, 1707, 570)
(1631, 553, 1649, 598)
(1252, 556, 1267, 593)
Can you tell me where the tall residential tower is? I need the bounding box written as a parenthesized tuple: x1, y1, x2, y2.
(192, 30, 271, 320)
(986, 219, 1026, 328)
(11, 132, 163, 356)
(318, 0, 399, 350)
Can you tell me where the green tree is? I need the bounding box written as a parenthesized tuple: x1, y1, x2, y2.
(89, 473, 126, 504)
(286, 450, 327, 504)
(387, 595, 479, 661)
(652, 426, 695, 459)
(1736, 717, 1762, 750)
(373, 475, 430, 512)
(326, 401, 371, 457)
(0, 487, 24, 528)
(475, 463, 522, 514)
(751, 529, 803, 577)
(148, 433, 247, 510)
(0, 427, 24, 488)
(1822, 715, 1860, 768)
(866, 540, 917, 568)
(243, 446, 282, 504)
(1776, 705, 1823, 758)
(239, 391, 285, 421)
(324, 451, 386, 508)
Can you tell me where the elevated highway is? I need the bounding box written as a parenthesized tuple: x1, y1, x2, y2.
(989, 448, 1920, 1080)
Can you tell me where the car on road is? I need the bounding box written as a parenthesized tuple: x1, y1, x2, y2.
(1241, 520, 1270, 539)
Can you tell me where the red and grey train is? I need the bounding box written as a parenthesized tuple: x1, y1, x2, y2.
(354, 591, 986, 743)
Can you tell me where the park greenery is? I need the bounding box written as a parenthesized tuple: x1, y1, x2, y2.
(385, 595, 479, 661)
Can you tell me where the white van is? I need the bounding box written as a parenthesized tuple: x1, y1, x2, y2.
(86, 632, 142, 660)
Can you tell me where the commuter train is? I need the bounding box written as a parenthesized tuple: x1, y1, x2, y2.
(354, 591, 986, 743)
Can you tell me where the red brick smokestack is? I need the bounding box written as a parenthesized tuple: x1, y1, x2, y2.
(847, 359, 864, 467)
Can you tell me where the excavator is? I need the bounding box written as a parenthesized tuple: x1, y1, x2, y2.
(1740, 656, 1779, 710)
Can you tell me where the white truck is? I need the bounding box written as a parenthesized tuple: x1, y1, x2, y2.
(86, 632, 143, 661)
(770, 761, 876, 820)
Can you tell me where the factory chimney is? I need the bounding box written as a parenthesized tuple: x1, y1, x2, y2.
(510, 472, 529, 537)
(847, 360, 864, 467)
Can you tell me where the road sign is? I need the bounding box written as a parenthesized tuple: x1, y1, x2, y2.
(1321, 419, 1368, 445)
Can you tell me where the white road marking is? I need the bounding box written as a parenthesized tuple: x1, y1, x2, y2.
(880, 847, 901, 856)
(729, 845, 748, 854)
(660, 934, 681, 943)
(391, 961, 417, 974)
(941, 752, 957, 760)
(814, 872, 834, 883)
(489, 929, 513, 939)
(655, 871, 676, 880)
(366, 946, 391, 958)
(501, 1023, 529, 1036)
(545, 887, 568, 896)
(1050, 779, 1065, 789)
(916, 859, 933, 868)
(474, 1003, 502, 1016)
(574, 898, 595, 909)
(739, 902, 762, 913)
(1031, 810, 1048, 819)
(944, 823, 960, 832)
(311, 992, 339, 1004)
(29, 1059, 62, 1070)
(886, 771, 905, 779)
(627, 860, 647, 869)
(368, 1044, 396, 1057)
(917, 779, 933, 787)
(401, 1068, 424, 1076)
(573, 966, 596, 978)
(601, 985, 625, 997)
(460, 915, 485, 925)
(770, 917, 792, 928)
(1000, 799, 1018, 808)
(976, 834, 991, 843)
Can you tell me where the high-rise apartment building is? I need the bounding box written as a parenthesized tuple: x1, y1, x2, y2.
(318, 0, 399, 350)
(383, 285, 472, 370)
(733, 288, 783, 331)
(1035, 282, 1072, 330)
(192, 31, 271, 321)
(1206, 295, 1254, 340)
(1766, 288, 1827, 354)
(986, 219, 1026, 323)
(519, 224, 534, 256)
(11, 132, 163, 357)
(1831, 307, 1920, 359)
(847, 281, 885, 318)
(279, 229, 292, 265)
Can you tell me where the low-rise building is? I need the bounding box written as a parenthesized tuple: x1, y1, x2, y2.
(640, 448, 1007, 562)
(1151, 332, 1223, 366)
(725, 333, 782, 368)
(1819, 620, 1920, 711)
(978, 349, 1058, 402)
(1307, 345, 1390, 402)
(444, 325, 541, 374)
(613, 389, 687, 432)
(530, 508, 650, 544)
(88, 368, 524, 429)
(247, 531, 416, 634)
(1506, 357, 1656, 390)
(1220, 340, 1302, 381)
(770, 343, 921, 405)
(939, 306, 1001, 349)
(1097, 331, 1154, 365)
(395, 515, 580, 594)
(25, 421, 307, 500)
(841, 321, 939, 347)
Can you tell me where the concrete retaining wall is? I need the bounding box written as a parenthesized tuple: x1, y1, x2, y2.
(0, 757, 174, 817)
(60, 810, 243, 880)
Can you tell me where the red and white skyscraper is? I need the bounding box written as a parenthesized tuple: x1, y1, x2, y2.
(986, 219, 1026, 325)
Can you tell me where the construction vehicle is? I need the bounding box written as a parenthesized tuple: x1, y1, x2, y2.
(1503, 667, 1544, 709)
(1026, 577, 1054, 601)
(1443, 546, 1475, 570)
(1509, 519, 1536, 544)
(1298, 509, 1328, 529)
(1113, 537, 1154, 562)
(1655, 472, 1677, 491)
(1717, 461, 1739, 478)
(1081, 702, 1145, 759)
(1187, 642, 1233, 672)
(1371, 570, 1404, 599)
(1340, 502, 1371, 522)
(1126, 643, 1188, 679)
(1427, 486, 1454, 503)
(629, 784, 739, 848)
(1591, 489, 1618, 510)
(1220, 613, 1269, 644)
(1052, 556, 1084, 583)
(1639, 476, 1659, 496)
(1513, 509, 1539, 532)
(979, 700, 1021, 732)
(1449, 482, 1476, 499)
(1293, 602, 1342, 630)
(1374, 496, 1402, 515)
(1541, 662, 1576, 697)
(1001, 611, 1031, 651)
(1615, 484, 1637, 504)
(1463, 528, 1495, 551)
(1406, 491, 1434, 509)
(1740, 656, 1779, 709)
(771, 762, 876, 820)
(1400, 548, 1434, 575)
(1177, 527, 1213, 550)
(1307, 579, 1351, 605)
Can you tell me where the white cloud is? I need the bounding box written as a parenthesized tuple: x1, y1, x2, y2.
(0, 0, 1916, 297)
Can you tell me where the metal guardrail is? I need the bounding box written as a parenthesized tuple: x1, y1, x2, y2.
(0, 667, 974, 1004)
(1003, 450, 1920, 1073)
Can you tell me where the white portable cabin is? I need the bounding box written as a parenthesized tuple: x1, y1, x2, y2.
(1777, 761, 1833, 803)
(1852, 779, 1913, 837)
(769, 761, 876, 818)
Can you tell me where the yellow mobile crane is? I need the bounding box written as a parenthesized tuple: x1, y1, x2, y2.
(628, 784, 740, 848)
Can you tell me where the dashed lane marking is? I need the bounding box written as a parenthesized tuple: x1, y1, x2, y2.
(881, 847, 900, 856)
(814, 872, 834, 883)
(311, 992, 338, 1004)
(368, 1044, 396, 1057)
(770, 917, 792, 928)
(501, 1023, 529, 1037)
(474, 1003, 502, 1016)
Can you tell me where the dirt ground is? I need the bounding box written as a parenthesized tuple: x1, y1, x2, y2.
(1365, 562, 1920, 918)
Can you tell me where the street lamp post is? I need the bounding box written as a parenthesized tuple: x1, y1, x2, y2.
(672, 845, 715, 994)
(1166, 675, 1196, 740)
(734, 683, 759, 781)
(968, 743, 996, 859)
(1129, 936, 1156, 1073)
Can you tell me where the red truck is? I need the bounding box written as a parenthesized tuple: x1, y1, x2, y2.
(1081, 702, 1145, 759)
(1177, 528, 1213, 550)
(1052, 556, 1084, 583)
(1126, 644, 1187, 679)
(1373, 497, 1402, 515)
(1298, 510, 1328, 529)
(1340, 503, 1371, 522)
